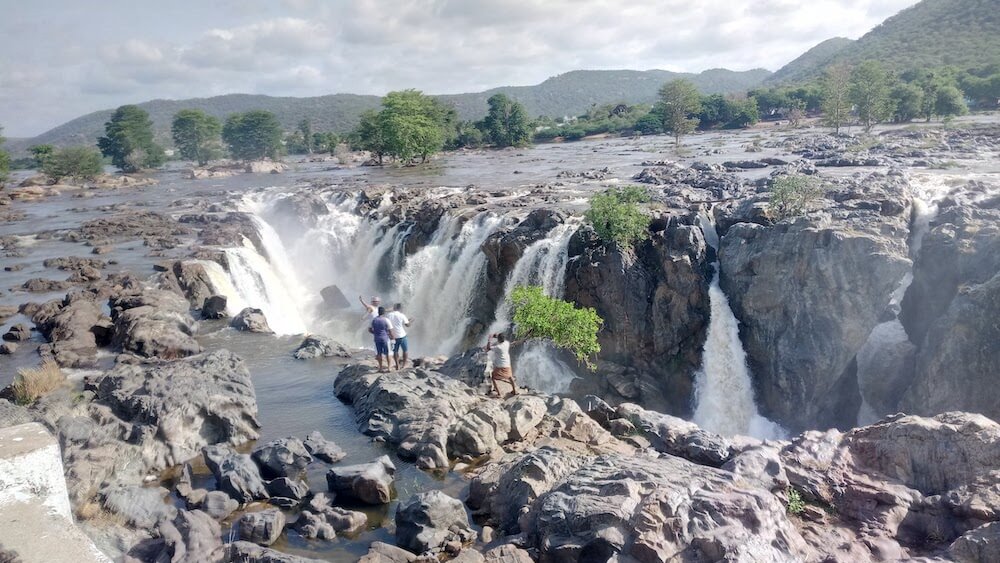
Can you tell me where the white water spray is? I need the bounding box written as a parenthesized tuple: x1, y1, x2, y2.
(693, 213, 785, 440)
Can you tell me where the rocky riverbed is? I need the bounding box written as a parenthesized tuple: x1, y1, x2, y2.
(0, 119, 998, 562)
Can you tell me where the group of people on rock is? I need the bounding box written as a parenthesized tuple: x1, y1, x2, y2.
(359, 295, 519, 396)
(360, 295, 411, 373)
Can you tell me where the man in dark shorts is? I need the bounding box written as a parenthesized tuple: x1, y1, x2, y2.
(368, 306, 392, 373)
(484, 332, 517, 396)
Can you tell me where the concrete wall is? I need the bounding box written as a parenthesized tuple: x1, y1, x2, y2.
(0, 422, 111, 563)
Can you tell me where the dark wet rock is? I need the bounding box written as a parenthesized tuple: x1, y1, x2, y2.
(2, 324, 30, 341)
(154, 261, 217, 310)
(265, 478, 309, 501)
(31, 294, 105, 367)
(99, 484, 177, 528)
(43, 256, 106, 272)
(396, 491, 475, 554)
(231, 307, 272, 333)
(203, 444, 269, 504)
(77, 210, 191, 249)
(326, 456, 395, 505)
(293, 335, 350, 359)
(21, 278, 73, 292)
(295, 493, 367, 539)
(225, 541, 327, 563)
(718, 187, 911, 431)
(251, 437, 313, 478)
(238, 509, 285, 546)
(438, 348, 490, 388)
(90, 350, 259, 469)
(202, 295, 228, 319)
(320, 284, 351, 310)
(303, 431, 346, 463)
(564, 220, 712, 415)
(722, 159, 770, 169)
(109, 288, 202, 360)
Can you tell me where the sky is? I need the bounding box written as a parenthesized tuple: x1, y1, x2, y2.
(0, 0, 920, 138)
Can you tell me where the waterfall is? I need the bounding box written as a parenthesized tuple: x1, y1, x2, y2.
(484, 221, 579, 394)
(693, 213, 785, 440)
(856, 191, 939, 424)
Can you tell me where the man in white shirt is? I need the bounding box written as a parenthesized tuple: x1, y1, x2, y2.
(386, 303, 411, 370)
(484, 332, 518, 396)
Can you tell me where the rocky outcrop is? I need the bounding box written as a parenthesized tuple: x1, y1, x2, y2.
(251, 438, 313, 479)
(31, 293, 107, 367)
(91, 350, 259, 469)
(293, 335, 351, 359)
(238, 509, 285, 546)
(203, 444, 269, 504)
(326, 456, 395, 505)
(109, 288, 203, 360)
(899, 187, 1000, 421)
(564, 219, 712, 414)
(302, 431, 346, 463)
(718, 174, 912, 431)
(225, 541, 327, 562)
(294, 493, 367, 540)
(395, 491, 475, 554)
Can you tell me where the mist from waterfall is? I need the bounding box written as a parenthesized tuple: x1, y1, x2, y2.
(693, 213, 785, 440)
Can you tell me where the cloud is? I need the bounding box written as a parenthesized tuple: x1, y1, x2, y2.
(0, 0, 921, 137)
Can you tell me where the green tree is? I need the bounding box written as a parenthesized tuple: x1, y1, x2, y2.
(40, 146, 103, 181)
(657, 79, 701, 145)
(171, 109, 222, 166)
(97, 105, 165, 172)
(509, 285, 603, 369)
(0, 127, 9, 186)
(584, 186, 650, 247)
(222, 110, 283, 161)
(890, 82, 924, 122)
(378, 89, 444, 163)
(297, 119, 313, 154)
(354, 110, 388, 164)
(483, 93, 532, 148)
(849, 61, 895, 133)
(29, 144, 55, 168)
(768, 175, 823, 220)
(934, 85, 968, 121)
(312, 132, 339, 154)
(821, 63, 852, 134)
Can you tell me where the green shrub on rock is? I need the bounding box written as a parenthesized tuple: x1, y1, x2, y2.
(510, 285, 602, 369)
(768, 175, 823, 220)
(584, 186, 650, 247)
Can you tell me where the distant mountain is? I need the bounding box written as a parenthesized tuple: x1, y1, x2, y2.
(765, 38, 855, 84)
(10, 68, 770, 154)
(768, 0, 1000, 84)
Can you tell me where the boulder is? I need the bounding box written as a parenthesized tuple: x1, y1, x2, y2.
(950, 522, 1000, 563)
(395, 491, 475, 554)
(320, 285, 351, 310)
(265, 478, 309, 501)
(225, 541, 327, 562)
(238, 509, 285, 546)
(31, 296, 105, 367)
(302, 431, 346, 463)
(358, 542, 417, 563)
(483, 545, 533, 563)
(0, 343, 16, 355)
(203, 445, 270, 504)
(294, 493, 367, 539)
(251, 437, 313, 478)
(91, 350, 260, 469)
(110, 288, 202, 360)
(231, 308, 272, 333)
(202, 295, 228, 319)
(2, 324, 30, 341)
(326, 456, 395, 505)
(125, 509, 223, 563)
(195, 490, 239, 521)
(293, 335, 350, 360)
(99, 484, 176, 529)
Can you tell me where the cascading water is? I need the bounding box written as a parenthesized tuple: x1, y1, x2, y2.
(486, 221, 579, 394)
(856, 176, 943, 424)
(693, 213, 785, 440)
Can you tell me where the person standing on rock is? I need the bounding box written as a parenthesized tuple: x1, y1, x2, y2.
(485, 333, 518, 397)
(368, 306, 392, 373)
(359, 295, 380, 322)
(387, 303, 411, 370)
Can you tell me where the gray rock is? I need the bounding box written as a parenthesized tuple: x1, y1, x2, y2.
(0, 399, 33, 428)
(199, 490, 239, 520)
(302, 431, 346, 463)
(617, 403, 735, 466)
(293, 335, 350, 359)
(265, 477, 309, 501)
(92, 350, 260, 469)
(252, 437, 313, 478)
(295, 493, 367, 540)
(950, 522, 1000, 563)
(483, 545, 533, 563)
(396, 490, 474, 554)
(203, 445, 270, 504)
(31, 296, 104, 367)
(202, 295, 228, 319)
(110, 288, 203, 359)
(231, 307, 272, 333)
(0, 342, 16, 355)
(238, 509, 285, 546)
(326, 455, 395, 505)
(320, 285, 351, 310)
(225, 540, 327, 563)
(358, 542, 417, 563)
(127, 509, 223, 563)
(100, 484, 176, 528)
(2, 323, 30, 341)
(505, 395, 546, 442)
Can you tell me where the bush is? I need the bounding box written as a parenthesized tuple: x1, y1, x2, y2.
(510, 285, 603, 369)
(584, 186, 650, 246)
(768, 175, 823, 220)
(786, 487, 806, 515)
(12, 361, 65, 405)
(40, 146, 104, 181)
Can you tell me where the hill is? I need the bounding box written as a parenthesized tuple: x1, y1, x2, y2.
(768, 0, 1000, 84)
(765, 38, 855, 84)
(10, 68, 770, 153)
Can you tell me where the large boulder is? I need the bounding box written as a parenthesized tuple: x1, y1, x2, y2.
(124, 509, 223, 563)
(91, 350, 260, 469)
(251, 437, 313, 478)
(395, 491, 475, 554)
(302, 431, 346, 463)
(293, 335, 350, 359)
(718, 184, 911, 431)
(294, 493, 367, 540)
(326, 456, 395, 505)
(31, 294, 106, 367)
(203, 445, 269, 504)
(225, 541, 327, 563)
(231, 307, 272, 333)
(950, 522, 1000, 563)
(202, 295, 228, 319)
(99, 484, 176, 528)
(110, 288, 202, 359)
(238, 509, 285, 546)
(320, 285, 351, 311)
